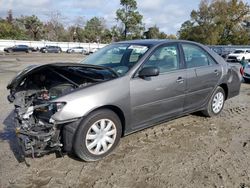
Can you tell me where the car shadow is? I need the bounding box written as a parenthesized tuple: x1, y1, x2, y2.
(0, 110, 25, 163)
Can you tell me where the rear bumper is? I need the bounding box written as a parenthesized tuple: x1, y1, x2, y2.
(226, 63, 242, 99)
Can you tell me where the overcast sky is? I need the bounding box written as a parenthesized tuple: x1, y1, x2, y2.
(0, 0, 249, 35)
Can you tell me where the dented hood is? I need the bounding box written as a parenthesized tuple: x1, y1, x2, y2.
(7, 62, 117, 91)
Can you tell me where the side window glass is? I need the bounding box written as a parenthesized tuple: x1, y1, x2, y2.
(142, 44, 179, 73)
(182, 44, 212, 68)
(207, 55, 217, 65)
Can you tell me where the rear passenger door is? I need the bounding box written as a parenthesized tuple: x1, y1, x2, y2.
(181, 43, 222, 112)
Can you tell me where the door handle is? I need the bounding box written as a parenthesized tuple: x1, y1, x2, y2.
(214, 69, 219, 76)
(176, 77, 184, 84)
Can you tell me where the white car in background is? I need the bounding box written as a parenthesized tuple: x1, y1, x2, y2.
(227, 49, 250, 62)
(243, 62, 250, 83)
(66, 47, 87, 54)
(89, 48, 99, 54)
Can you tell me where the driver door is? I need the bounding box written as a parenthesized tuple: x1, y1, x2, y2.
(130, 44, 186, 129)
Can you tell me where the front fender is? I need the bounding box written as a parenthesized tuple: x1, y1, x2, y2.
(51, 76, 130, 121)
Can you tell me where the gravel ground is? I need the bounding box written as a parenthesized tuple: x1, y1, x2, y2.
(0, 53, 250, 188)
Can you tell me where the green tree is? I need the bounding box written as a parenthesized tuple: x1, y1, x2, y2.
(144, 26, 160, 39)
(144, 25, 177, 39)
(19, 15, 43, 40)
(83, 17, 110, 43)
(43, 21, 66, 41)
(116, 0, 143, 39)
(212, 0, 250, 44)
(165, 34, 177, 39)
(110, 26, 123, 41)
(43, 11, 69, 41)
(179, 0, 220, 44)
(6, 9, 13, 23)
(0, 19, 26, 40)
(178, 0, 250, 45)
(101, 29, 113, 43)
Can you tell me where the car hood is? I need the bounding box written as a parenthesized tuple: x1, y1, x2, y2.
(7, 62, 117, 91)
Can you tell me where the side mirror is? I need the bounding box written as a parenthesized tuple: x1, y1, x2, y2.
(138, 67, 159, 78)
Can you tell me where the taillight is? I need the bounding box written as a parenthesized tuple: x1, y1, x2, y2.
(240, 66, 244, 75)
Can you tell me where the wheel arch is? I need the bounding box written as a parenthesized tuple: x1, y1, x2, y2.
(88, 105, 126, 136)
(219, 83, 228, 100)
(62, 105, 126, 153)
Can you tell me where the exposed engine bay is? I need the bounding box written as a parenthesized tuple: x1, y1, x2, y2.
(7, 63, 116, 159)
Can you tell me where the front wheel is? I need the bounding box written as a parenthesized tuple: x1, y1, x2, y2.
(202, 86, 225, 117)
(74, 109, 122, 161)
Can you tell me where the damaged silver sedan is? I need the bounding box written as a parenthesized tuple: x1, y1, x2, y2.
(7, 40, 242, 161)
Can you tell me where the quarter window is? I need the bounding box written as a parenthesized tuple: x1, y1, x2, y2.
(182, 44, 216, 68)
(142, 44, 180, 73)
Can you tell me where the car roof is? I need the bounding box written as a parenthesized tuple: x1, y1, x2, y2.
(116, 39, 226, 66)
(115, 39, 203, 47)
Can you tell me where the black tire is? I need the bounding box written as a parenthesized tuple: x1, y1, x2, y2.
(202, 86, 225, 117)
(74, 109, 122, 161)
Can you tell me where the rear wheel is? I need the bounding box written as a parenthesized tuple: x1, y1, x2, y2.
(202, 86, 225, 117)
(74, 109, 122, 161)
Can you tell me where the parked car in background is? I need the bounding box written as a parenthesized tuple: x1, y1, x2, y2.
(40, 46, 62, 53)
(4, 45, 35, 53)
(242, 62, 250, 83)
(66, 47, 87, 54)
(210, 46, 234, 59)
(7, 40, 242, 162)
(227, 49, 250, 62)
(89, 48, 99, 54)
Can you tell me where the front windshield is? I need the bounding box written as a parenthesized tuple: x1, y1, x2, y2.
(80, 43, 149, 76)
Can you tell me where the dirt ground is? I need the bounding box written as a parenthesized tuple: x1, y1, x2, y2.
(0, 53, 250, 188)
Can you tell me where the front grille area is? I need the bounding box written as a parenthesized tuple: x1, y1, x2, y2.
(227, 56, 239, 63)
(227, 56, 237, 60)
